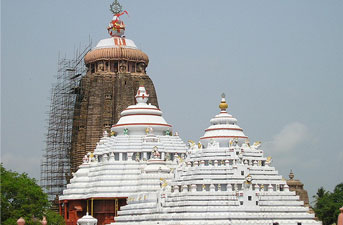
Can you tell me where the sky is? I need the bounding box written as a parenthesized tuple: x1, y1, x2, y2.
(1, 0, 342, 203)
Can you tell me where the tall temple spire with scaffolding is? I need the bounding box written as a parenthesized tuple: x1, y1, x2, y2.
(69, 0, 159, 174)
(41, 0, 159, 200)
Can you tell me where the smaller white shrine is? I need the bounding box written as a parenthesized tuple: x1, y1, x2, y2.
(110, 95, 321, 225)
(60, 86, 187, 203)
(77, 213, 97, 225)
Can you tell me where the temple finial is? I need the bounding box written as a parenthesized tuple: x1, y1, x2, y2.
(107, 0, 128, 37)
(110, 0, 123, 15)
(289, 169, 294, 180)
(219, 93, 228, 111)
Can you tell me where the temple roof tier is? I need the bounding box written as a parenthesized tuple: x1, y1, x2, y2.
(200, 94, 247, 147)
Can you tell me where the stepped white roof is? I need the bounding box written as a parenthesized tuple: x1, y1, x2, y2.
(110, 95, 321, 225)
(60, 87, 187, 201)
(200, 93, 247, 147)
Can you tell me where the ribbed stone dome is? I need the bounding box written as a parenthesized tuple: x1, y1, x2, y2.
(84, 47, 149, 64)
(84, 37, 149, 64)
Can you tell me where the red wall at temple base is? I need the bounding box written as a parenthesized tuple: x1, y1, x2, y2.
(60, 198, 127, 225)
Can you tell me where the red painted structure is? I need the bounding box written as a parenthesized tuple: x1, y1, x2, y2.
(59, 197, 127, 225)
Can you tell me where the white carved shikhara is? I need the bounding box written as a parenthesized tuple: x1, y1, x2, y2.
(61, 89, 321, 225)
(110, 94, 321, 225)
(60, 87, 187, 201)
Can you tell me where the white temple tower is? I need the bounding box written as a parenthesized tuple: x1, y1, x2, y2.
(111, 95, 321, 225)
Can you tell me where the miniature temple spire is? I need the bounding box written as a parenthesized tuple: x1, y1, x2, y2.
(219, 93, 228, 112)
(135, 86, 149, 104)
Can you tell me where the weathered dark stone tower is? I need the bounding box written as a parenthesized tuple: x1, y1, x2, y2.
(70, 1, 158, 172)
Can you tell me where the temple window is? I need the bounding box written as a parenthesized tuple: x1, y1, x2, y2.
(241, 171, 244, 176)
(114, 61, 118, 73)
(256, 201, 259, 205)
(196, 185, 202, 191)
(248, 196, 252, 201)
(297, 223, 302, 225)
(115, 153, 119, 161)
(91, 64, 95, 73)
(240, 201, 243, 205)
(122, 153, 127, 161)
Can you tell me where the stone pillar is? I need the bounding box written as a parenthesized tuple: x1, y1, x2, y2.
(191, 184, 197, 192)
(59, 201, 62, 215)
(64, 200, 68, 220)
(227, 183, 232, 191)
(210, 184, 215, 192)
(200, 160, 205, 166)
(268, 184, 273, 192)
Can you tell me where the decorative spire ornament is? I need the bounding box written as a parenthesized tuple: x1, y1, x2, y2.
(108, 0, 128, 37)
(110, 0, 123, 15)
(219, 93, 229, 111)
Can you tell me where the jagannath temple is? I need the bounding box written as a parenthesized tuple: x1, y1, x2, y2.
(60, 87, 187, 224)
(69, 0, 158, 173)
(59, 1, 321, 225)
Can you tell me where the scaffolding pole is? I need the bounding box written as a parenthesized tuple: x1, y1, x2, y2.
(40, 42, 92, 200)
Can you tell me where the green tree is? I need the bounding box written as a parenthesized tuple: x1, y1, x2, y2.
(0, 164, 65, 225)
(313, 183, 343, 225)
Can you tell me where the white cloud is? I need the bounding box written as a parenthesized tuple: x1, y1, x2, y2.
(264, 122, 310, 154)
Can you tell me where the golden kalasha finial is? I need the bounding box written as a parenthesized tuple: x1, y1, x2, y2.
(219, 93, 228, 111)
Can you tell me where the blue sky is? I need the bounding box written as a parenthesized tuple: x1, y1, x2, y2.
(1, 0, 343, 203)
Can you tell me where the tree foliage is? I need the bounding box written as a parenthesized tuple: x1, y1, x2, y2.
(1, 164, 65, 225)
(313, 183, 343, 225)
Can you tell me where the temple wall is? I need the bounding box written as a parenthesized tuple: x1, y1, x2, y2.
(70, 70, 158, 173)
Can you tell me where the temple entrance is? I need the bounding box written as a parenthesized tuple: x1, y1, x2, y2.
(60, 197, 127, 225)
